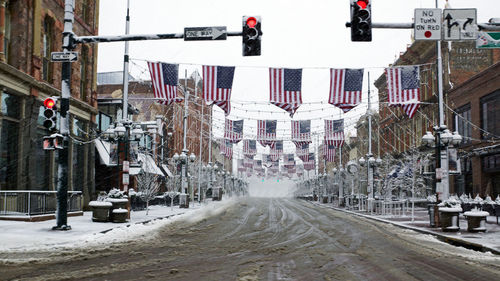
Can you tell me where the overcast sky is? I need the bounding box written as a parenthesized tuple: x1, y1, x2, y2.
(96, 0, 500, 160)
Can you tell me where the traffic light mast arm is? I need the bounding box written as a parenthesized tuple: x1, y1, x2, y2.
(346, 22, 413, 29)
(74, 31, 244, 44)
(346, 21, 500, 30)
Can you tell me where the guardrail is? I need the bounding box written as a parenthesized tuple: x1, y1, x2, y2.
(0, 190, 83, 216)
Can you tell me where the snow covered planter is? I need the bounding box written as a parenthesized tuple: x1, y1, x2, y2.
(463, 210, 489, 232)
(111, 208, 128, 223)
(438, 196, 462, 232)
(89, 201, 112, 222)
(105, 188, 129, 222)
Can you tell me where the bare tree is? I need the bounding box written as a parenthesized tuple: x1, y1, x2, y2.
(136, 156, 161, 215)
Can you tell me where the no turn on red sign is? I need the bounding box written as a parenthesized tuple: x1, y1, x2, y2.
(414, 9, 442, 40)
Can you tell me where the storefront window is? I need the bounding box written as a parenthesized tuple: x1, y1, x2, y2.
(0, 120, 19, 189)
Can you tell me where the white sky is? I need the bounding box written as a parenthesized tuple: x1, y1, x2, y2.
(96, 0, 500, 163)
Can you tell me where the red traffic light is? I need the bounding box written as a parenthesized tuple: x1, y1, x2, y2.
(357, 0, 369, 9)
(44, 98, 56, 109)
(246, 17, 257, 28)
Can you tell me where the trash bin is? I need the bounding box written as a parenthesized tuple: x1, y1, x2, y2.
(428, 203, 440, 227)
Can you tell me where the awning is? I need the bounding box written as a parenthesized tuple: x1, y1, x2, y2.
(161, 164, 174, 177)
(135, 153, 163, 175)
(95, 138, 114, 166)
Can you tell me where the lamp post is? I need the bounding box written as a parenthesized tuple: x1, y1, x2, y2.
(422, 127, 462, 201)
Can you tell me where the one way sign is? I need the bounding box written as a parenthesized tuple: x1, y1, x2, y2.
(184, 26, 227, 41)
(443, 9, 477, 41)
(51, 52, 79, 62)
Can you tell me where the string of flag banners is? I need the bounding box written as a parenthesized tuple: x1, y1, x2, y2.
(147, 61, 422, 118)
(147, 60, 422, 177)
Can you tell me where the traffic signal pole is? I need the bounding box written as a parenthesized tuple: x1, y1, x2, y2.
(52, 0, 258, 230)
(53, 0, 75, 231)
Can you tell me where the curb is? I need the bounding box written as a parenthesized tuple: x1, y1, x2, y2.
(99, 213, 184, 234)
(310, 201, 500, 256)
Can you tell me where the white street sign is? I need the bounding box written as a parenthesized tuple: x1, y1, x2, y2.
(184, 26, 227, 41)
(122, 173, 130, 185)
(443, 9, 477, 41)
(414, 9, 442, 40)
(51, 51, 78, 62)
(123, 160, 130, 172)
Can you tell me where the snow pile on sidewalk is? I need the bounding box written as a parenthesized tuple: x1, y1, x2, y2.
(0, 198, 237, 253)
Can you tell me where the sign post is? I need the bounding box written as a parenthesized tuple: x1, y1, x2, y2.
(414, 9, 442, 40)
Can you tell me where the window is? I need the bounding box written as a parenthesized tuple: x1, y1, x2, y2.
(42, 18, 54, 83)
(79, 46, 88, 101)
(0, 92, 21, 189)
(72, 117, 88, 139)
(481, 90, 500, 139)
(3, 2, 11, 62)
(454, 104, 472, 144)
(72, 143, 85, 191)
(34, 127, 51, 190)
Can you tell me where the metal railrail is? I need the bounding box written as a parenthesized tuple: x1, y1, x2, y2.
(0, 190, 82, 216)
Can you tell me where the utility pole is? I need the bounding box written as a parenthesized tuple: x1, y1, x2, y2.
(53, 0, 75, 231)
(367, 72, 373, 200)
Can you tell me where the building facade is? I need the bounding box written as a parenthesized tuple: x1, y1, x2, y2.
(448, 62, 500, 198)
(0, 0, 99, 205)
(374, 40, 500, 198)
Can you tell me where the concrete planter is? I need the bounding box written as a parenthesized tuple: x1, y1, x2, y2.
(106, 198, 129, 221)
(439, 207, 462, 232)
(464, 211, 489, 232)
(89, 201, 112, 222)
(112, 208, 128, 223)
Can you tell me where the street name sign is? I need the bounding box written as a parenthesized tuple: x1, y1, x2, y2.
(476, 31, 500, 49)
(51, 51, 78, 62)
(184, 26, 227, 41)
(443, 9, 477, 41)
(414, 9, 442, 40)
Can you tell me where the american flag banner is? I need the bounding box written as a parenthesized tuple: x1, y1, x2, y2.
(297, 165, 304, 177)
(324, 119, 345, 147)
(224, 119, 244, 144)
(284, 153, 295, 169)
(328, 68, 363, 113)
(243, 139, 257, 157)
(244, 156, 254, 168)
(385, 65, 421, 118)
(291, 120, 312, 147)
(270, 140, 283, 162)
(323, 142, 336, 162)
(296, 142, 310, 162)
(304, 153, 315, 171)
(237, 159, 246, 172)
(254, 159, 263, 173)
(269, 68, 303, 117)
(203, 65, 235, 116)
(257, 120, 277, 147)
(221, 139, 233, 160)
(147, 61, 184, 105)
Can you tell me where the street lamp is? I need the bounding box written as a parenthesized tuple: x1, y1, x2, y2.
(422, 126, 462, 201)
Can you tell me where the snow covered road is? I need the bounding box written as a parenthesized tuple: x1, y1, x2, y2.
(1, 197, 499, 280)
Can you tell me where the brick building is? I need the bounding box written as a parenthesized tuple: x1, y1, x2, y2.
(0, 0, 99, 205)
(96, 71, 213, 194)
(448, 62, 500, 198)
(374, 40, 500, 197)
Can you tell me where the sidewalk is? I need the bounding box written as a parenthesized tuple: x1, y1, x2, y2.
(0, 199, 234, 253)
(312, 201, 500, 255)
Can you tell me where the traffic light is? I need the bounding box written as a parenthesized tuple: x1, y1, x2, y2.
(350, 0, 372, 41)
(42, 97, 58, 131)
(242, 16, 262, 56)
